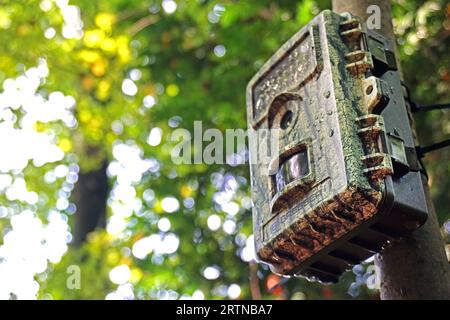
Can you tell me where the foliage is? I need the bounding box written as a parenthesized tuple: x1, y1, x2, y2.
(392, 0, 450, 223)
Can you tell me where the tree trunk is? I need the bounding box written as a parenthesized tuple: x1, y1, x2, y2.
(72, 160, 109, 246)
(332, 0, 450, 299)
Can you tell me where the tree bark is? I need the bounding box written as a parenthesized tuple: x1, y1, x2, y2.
(72, 161, 109, 246)
(332, 0, 450, 299)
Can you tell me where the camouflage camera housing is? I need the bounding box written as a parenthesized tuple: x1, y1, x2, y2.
(246, 10, 428, 283)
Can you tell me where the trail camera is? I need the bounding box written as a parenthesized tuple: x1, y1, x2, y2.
(246, 10, 428, 283)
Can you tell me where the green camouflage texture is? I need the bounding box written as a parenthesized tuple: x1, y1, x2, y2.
(246, 10, 395, 281)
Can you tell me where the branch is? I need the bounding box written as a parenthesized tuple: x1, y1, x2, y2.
(249, 262, 261, 300)
(127, 15, 159, 36)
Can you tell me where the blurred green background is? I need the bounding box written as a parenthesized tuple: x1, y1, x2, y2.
(0, 0, 448, 300)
